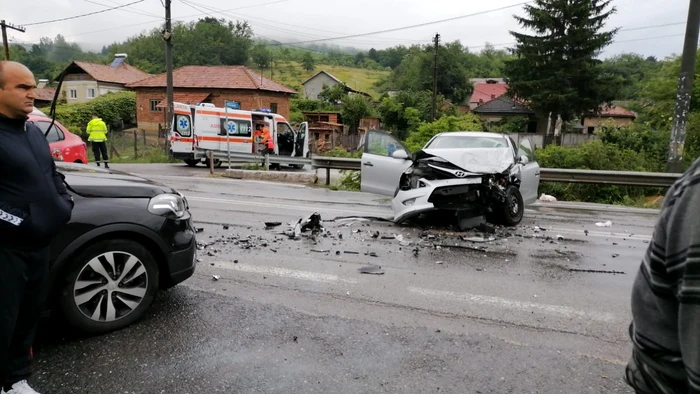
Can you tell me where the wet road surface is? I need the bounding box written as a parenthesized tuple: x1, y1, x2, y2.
(33, 164, 659, 393)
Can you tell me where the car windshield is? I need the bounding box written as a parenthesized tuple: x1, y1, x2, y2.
(425, 135, 508, 149)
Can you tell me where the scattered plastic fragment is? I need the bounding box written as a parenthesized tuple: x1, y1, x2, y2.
(394, 234, 405, 242)
(344, 251, 360, 254)
(265, 222, 282, 228)
(212, 275, 220, 281)
(596, 221, 613, 227)
(311, 249, 329, 253)
(223, 225, 230, 230)
(539, 193, 557, 202)
(557, 235, 564, 241)
(612, 253, 620, 258)
(358, 265, 385, 275)
(436, 261, 444, 265)
(195, 228, 204, 233)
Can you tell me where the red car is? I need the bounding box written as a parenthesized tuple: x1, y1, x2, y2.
(28, 114, 89, 164)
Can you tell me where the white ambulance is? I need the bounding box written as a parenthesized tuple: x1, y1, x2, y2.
(168, 102, 309, 168)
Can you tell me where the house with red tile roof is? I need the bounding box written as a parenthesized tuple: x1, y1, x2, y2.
(468, 79, 509, 109)
(126, 65, 297, 132)
(582, 104, 637, 133)
(58, 55, 150, 103)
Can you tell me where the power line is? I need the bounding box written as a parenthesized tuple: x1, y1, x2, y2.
(20, 0, 146, 26)
(62, 0, 290, 38)
(183, 0, 428, 46)
(85, 0, 162, 18)
(268, 1, 533, 46)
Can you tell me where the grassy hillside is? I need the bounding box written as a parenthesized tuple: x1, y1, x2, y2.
(268, 61, 390, 98)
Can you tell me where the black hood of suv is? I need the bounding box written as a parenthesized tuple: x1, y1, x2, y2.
(57, 162, 177, 198)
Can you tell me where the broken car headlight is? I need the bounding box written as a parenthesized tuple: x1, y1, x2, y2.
(403, 198, 417, 206)
(148, 194, 186, 218)
(404, 167, 414, 175)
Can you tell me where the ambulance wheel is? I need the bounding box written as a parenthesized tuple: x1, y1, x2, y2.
(184, 159, 199, 167)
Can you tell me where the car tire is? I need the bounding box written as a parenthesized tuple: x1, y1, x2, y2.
(184, 159, 199, 167)
(497, 185, 524, 226)
(57, 239, 160, 335)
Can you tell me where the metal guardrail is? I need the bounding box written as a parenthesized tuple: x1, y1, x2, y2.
(193, 148, 682, 188)
(308, 156, 682, 187)
(540, 168, 681, 187)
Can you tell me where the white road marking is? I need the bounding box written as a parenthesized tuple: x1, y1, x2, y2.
(543, 226, 652, 241)
(211, 261, 360, 284)
(187, 195, 385, 217)
(407, 286, 615, 322)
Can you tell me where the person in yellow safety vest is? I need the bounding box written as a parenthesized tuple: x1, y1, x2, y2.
(86, 114, 109, 168)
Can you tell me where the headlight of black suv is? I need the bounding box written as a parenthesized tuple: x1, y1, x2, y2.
(148, 194, 186, 218)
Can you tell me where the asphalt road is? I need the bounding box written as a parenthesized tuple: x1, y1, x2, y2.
(32, 163, 660, 393)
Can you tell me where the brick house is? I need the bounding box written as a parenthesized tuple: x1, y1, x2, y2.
(127, 65, 297, 133)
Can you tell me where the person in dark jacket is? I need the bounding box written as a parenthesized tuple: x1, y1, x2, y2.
(0, 61, 74, 394)
(625, 156, 700, 393)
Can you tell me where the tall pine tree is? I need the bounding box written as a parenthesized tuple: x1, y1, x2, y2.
(504, 0, 620, 136)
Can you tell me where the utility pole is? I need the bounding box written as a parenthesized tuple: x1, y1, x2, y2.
(668, 0, 700, 173)
(1, 21, 26, 61)
(431, 33, 440, 122)
(163, 0, 174, 155)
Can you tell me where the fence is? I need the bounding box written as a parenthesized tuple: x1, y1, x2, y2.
(103, 129, 164, 161)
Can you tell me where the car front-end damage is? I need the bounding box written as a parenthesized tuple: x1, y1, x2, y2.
(393, 148, 524, 228)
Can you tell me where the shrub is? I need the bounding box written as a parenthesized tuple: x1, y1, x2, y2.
(535, 140, 664, 204)
(53, 91, 136, 135)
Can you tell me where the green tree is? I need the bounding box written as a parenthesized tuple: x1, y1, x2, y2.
(318, 83, 349, 104)
(388, 42, 473, 104)
(302, 52, 315, 72)
(250, 42, 272, 69)
(378, 90, 447, 140)
(504, 0, 620, 135)
(341, 95, 375, 134)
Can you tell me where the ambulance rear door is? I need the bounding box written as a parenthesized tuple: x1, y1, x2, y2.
(170, 102, 195, 159)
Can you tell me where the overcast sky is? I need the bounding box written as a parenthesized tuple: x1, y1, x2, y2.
(5, 0, 691, 59)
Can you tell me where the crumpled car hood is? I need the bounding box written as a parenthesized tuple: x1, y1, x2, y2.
(417, 148, 515, 174)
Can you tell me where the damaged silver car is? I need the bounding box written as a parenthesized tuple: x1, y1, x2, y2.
(360, 131, 541, 230)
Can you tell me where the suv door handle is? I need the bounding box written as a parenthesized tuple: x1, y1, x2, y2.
(363, 161, 374, 166)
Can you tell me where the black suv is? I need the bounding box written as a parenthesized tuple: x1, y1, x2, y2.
(48, 162, 197, 334)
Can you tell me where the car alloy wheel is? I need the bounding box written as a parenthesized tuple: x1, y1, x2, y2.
(73, 251, 148, 323)
(58, 239, 159, 334)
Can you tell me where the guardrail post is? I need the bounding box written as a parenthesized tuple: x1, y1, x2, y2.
(326, 167, 330, 186)
(209, 151, 214, 174)
(133, 130, 138, 159)
(264, 154, 270, 171)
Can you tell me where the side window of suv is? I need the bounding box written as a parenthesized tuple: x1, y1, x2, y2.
(33, 121, 65, 143)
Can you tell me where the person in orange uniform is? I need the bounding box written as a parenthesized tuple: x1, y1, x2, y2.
(261, 124, 274, 154)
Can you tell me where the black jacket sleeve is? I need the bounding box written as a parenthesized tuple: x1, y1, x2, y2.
(51, 159, 74, 209)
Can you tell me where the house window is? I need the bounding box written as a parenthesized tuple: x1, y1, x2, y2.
(320, 115, 329, 122)
(69, 89, 77, 99)
(587, 126, 595, 134)
(270, 103, 278, 113)
(150, 99, 162, 112)
(324, 134, 330, 141)
(87, 88, 96, 98)
(314, 133, 320, 140)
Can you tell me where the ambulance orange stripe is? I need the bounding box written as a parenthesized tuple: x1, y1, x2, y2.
(195, 110, 252, 120)
(197, 136, 251, 143)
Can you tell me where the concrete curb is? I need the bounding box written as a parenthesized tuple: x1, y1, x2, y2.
(222, 169, 319, 184)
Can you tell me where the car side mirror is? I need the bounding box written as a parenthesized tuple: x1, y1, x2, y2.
(392, 149, 409, 160)
(519, 154, 529, 164)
